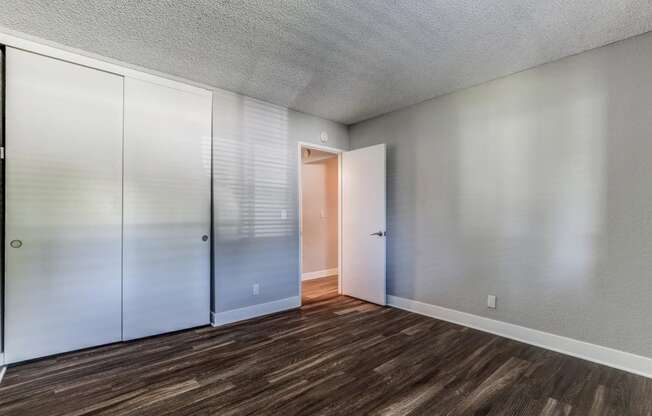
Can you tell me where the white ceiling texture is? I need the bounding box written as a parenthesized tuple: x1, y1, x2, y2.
(1, 1, 652, 124)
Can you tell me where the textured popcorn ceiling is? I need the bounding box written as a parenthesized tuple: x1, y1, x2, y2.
(1, 1, 652, 124)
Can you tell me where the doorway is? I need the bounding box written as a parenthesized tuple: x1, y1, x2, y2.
(299, 144, 341, 305)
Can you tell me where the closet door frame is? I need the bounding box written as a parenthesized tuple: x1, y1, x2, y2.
(0, 33, 212, 366)
(0, 33, 212, 96)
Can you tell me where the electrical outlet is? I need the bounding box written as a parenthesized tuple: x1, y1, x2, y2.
(253, 283, 260, 296)
(487, 295, 497, 309)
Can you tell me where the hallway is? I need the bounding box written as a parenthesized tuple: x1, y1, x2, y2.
(301, 276, 338, 305)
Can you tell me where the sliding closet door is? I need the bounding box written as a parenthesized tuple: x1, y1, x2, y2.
(4, 48, 124, 363)
(123, 78, 211, 339)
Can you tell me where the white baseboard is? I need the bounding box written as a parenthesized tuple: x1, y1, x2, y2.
(388, 295, 652, 379)
(211, 296, 301, 327)
(302, 268, 338, 281)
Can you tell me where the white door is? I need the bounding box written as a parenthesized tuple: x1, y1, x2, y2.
(4, 48, 124, 363)
(341, 144, 386, 305)
(123, 77, 212, 339)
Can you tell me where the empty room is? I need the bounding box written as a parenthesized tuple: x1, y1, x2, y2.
(1, 1, 652, 415)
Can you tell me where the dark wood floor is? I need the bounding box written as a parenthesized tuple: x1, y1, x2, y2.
(1, 295, 651, 415)
(302, 275, 338, 305)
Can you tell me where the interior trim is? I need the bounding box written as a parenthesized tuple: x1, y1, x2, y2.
(388, 295, 652, 379)
(0, 27, 211, 97)
(301, 268, 338, 281)
(211, 296, 301, 327)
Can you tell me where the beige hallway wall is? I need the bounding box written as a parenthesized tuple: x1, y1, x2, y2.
(301, 156, 338, 277)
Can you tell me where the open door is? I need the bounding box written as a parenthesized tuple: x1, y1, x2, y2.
(341, 144, 386, 305)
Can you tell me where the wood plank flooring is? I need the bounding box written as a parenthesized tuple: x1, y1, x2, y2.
(302, 275, 338, 305)
(1, 294, 651, 415)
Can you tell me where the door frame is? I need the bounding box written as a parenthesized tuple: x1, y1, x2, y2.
(0, 26, 213, 368)
(297, 141, 345, 305)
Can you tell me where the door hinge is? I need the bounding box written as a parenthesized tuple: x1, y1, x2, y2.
(0, 146, 4, 160)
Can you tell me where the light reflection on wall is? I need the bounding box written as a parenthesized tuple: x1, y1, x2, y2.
(350, 33, 652, 356)
(458, 88, 605, 286)
(212, 90, 296, 312)
(458, 86, 606, 290)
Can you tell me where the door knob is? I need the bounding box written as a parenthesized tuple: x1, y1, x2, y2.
(370, 231, 385, 237)
(202, 235, 209, 242)
(10, 240, 23, 248)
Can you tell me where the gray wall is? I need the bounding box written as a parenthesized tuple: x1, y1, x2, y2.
(212, 89, 348, 313)
(349, 31, 652, 358)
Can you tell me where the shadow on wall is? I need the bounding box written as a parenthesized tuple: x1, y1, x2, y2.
(350, 33, 652, 357)
(212, 90, 297, 312)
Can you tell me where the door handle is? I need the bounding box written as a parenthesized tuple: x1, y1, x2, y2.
(370, 231, 385, 237)
(10, 240, 23, 248)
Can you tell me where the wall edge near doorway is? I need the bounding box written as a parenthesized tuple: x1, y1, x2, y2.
(211, 296, 301, 327)
(388, 295, 652, 379)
